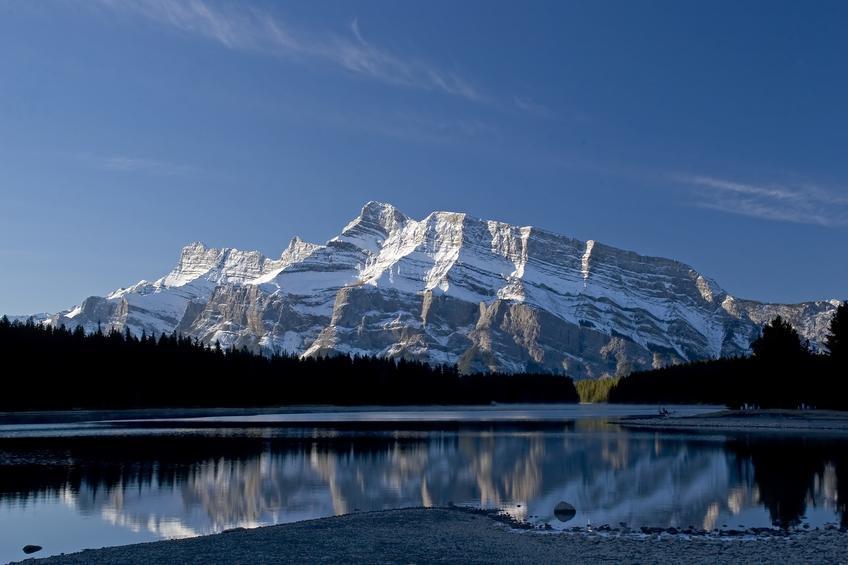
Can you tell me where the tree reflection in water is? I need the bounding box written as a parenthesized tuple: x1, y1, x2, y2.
(1, 428, 847, 541)
(725, 436, 848, 528)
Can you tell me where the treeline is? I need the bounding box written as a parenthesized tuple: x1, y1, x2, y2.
(0, 317, 579, 410)
(609, 302, 848, 409)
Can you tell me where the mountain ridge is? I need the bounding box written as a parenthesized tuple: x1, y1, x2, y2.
(33, 201, 841, 378)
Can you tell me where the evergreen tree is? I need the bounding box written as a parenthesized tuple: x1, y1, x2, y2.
(825, 302, 848, 362)
(751, 316, 807, 361)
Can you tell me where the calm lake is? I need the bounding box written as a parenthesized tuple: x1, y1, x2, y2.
(1, 404, 847, 563)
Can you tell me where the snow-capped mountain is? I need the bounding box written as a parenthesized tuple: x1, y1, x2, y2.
(41, 202, 840, 378)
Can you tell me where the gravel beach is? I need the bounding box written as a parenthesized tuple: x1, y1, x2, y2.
(14, 507, 848, 564)
(620, 409, 848, 434)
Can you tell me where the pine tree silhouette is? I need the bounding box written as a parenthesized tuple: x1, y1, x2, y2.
(751, 316, 807, 361)
(825, 302, 847, 362)
(607, 316, 841, 409)
(0, 319, 579, 410)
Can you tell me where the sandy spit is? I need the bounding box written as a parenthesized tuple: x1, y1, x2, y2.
(15, 508, 848, 565)
(619, 409, 848, 435)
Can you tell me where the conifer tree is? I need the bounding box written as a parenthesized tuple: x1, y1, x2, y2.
(825, 302, 847, 362)
(751, 316, 807, 361)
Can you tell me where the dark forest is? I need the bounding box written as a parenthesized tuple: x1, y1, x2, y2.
(0, 316, 579, 410)
(609, 304, 848, 409)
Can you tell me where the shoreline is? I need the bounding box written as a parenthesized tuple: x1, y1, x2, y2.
(5, 406, 848, 438)
(0, 403, 717, 428)
(0, 404, 578, 426)
(620, 409, 848, 435)
(15, 507, 848, 564)
(6, 406, 848, 434)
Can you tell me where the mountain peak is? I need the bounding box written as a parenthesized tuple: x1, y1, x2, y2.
(354, 201, 408, 230)
(361, 200, 401, 216)
(37, 203, 839, 378)
(164, 242, 226, 287)
(280, 236, 321, 264)
(336, 201, 410, 253)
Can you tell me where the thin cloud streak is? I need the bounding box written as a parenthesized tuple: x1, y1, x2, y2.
(513, 96, 557, 119)
(95, 0, 480, 101)
(674, 174, 848, 227)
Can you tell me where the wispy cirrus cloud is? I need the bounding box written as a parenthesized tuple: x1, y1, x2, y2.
(94, 0, 480, 101)
(673, 174, 848, 227)
(513, 96, 557, 119)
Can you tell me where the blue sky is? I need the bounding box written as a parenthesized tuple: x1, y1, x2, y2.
(1, 0, 846, 314)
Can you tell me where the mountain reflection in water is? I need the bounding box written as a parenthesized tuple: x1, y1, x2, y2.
(1, 424, 847, 560)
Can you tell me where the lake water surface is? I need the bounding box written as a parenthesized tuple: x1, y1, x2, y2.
(1, 404, 847, 563)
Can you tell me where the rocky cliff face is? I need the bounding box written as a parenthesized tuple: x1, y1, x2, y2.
(44, 202, 841, 378)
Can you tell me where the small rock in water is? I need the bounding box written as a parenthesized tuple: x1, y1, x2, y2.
(23, 545, 42, 555)
(554, 501, 577, 523)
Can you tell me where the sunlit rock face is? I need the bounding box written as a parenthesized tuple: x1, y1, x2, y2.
(43, 202, 841, 378)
